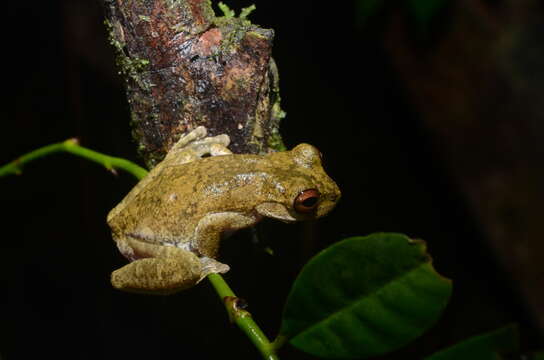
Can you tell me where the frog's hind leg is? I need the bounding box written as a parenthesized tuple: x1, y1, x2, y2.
(111, 242, 203, 295)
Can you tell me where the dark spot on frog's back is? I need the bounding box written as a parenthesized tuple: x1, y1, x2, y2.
(185, 203, 197, 216)
(191, 182, 199, 195)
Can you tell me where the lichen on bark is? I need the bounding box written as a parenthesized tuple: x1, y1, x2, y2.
(103, 0, 285, 168)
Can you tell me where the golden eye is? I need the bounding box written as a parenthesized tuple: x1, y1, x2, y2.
(294, 189, 320, 213)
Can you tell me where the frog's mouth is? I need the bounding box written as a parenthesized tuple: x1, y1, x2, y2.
(255, 202, 298, 222)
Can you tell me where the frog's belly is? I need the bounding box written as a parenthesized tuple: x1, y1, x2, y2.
(115, 234, 195, 262)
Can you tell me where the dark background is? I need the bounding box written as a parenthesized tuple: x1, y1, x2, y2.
(2, 1, 544, 359)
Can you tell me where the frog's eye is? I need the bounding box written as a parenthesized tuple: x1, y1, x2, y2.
(294, 189, 320, 213)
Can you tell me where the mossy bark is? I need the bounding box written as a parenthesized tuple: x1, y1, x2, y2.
(103, 0, 285, 168)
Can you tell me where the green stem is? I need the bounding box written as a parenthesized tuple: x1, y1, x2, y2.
(270, 334, 288, 352)
(0, 138, 148, 180)
(207, 273, 280, 360)
(2, 139, 282, 359)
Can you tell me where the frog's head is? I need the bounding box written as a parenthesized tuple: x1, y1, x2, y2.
(254, 143, 341, 222)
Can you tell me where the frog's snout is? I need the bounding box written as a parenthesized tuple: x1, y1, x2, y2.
(316, 183, 341, 218)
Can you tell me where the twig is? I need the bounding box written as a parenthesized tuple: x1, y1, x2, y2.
(208, 273, 280, 360)
(1, 140, 281, 359)
(0, 138, 148, 180)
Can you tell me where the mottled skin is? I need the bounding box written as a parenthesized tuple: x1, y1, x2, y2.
(107, 127, 341, 294)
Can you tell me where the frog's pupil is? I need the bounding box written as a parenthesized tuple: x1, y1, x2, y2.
(302, 197, 318, 208)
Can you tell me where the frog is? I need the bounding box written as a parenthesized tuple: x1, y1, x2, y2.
(107, 126, 341, 295)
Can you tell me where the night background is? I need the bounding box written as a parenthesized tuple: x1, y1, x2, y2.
(2, 1, 544, 359)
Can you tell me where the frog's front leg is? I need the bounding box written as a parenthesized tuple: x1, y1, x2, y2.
(107, 127, 232, 224)
(186, 212, 259, 282)
(163, 126, 232, 166)
(111, 238, 204, 295)
(192, 212, 260, 259)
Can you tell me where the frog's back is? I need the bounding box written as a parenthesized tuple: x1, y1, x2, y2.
(107, 153, 268, 236)
(149, 154, 270, 216)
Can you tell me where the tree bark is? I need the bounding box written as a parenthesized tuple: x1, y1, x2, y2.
(102, 0, 285, 168)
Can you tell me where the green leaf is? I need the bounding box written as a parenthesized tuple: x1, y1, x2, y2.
(280, 233, 452, 359)
(425, 324, 519, 360)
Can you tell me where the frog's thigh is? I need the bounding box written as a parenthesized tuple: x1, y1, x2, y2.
(111, 245, 202, 295)
(193, 212, 257, 258)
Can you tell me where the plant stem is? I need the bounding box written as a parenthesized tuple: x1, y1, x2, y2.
(2, 140, 282, 359)
(0, 138, 148, 180)
(208, 273, 280, 360)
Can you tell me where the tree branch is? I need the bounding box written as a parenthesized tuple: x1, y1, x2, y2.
(102, 0, 285, 168)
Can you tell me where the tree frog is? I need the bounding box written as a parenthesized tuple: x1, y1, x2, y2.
(107, 126, 341, 294)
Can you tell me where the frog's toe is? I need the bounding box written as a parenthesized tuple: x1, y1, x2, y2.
(190, 135, 231, 157)
(194, 133, 230, 147)
(210, 134, 230, 147)
(200, 256, 230, 278)
(191, 126, 207, 139)
(172, 126, 208, 150)
(210, 143, 232, 156)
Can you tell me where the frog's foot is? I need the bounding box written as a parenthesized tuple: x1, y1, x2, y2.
(165, 126, 232, 164)
(111, 247, 203, 295)
(199, 256, 230, 282)
(174, 125, 208, 149)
